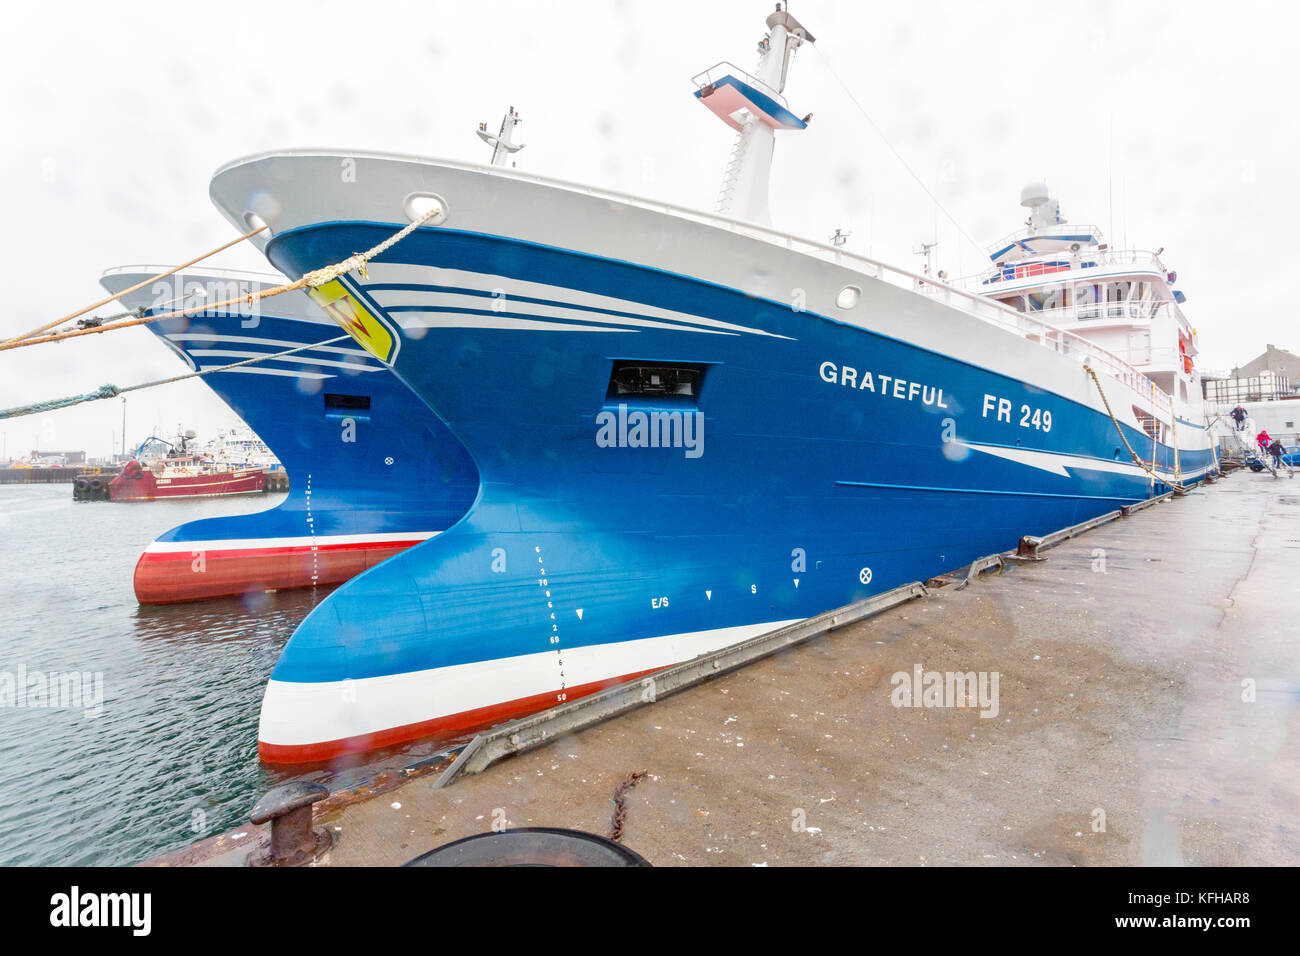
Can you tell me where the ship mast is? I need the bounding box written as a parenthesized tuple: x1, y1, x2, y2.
(476, 106, 526, 167)
(693, 4, 814, 224)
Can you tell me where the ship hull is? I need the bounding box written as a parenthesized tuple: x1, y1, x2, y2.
(211, 153, 1214, 763)
(100, 270, 481, 604)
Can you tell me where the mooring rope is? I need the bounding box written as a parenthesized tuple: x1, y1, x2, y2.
(2, 224, 269, 346)
(0, 202, 441, 355)
(1084, 363, 1188, 494)
(0, 335, 352, 421)
(1170, 399, 1183, 486)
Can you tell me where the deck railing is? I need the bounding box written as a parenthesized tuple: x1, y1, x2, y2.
(967, 248, 1170, 288)
(690, 62, 787, 106)
(984, 223, 1105, 257)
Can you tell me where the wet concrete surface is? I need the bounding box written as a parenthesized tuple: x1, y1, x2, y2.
(168, 473, 1300, 866)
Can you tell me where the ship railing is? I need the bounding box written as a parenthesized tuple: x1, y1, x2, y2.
(965, 248, 1170, 288)
(1024, 300, 1157, 325)
(984, 224, 1106, 257)
(690, 62, 788, 106)
(677, 219, 1164, 406)
(1073, 301, 1153, 322)
(1100, 249, 1169, 271)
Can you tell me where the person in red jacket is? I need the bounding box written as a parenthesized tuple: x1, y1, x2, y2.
(1257, 429, 1272, 454)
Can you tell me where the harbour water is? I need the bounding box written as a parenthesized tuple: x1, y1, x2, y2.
(0, 484, 447, 866)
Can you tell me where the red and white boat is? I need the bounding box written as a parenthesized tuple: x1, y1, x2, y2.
(109, 432, 268, 501)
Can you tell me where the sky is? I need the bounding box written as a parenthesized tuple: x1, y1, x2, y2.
(1, 0, 1296, 460)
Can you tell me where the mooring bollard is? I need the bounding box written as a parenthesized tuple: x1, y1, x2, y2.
(247, 781, 333, 867)
(1016, 535, 1044, 560)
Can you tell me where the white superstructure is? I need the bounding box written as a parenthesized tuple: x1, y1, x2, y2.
(967, 184, 1204, 435)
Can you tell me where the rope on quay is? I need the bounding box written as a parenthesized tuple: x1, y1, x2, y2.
(0, 201, 442, 355)
(1084, 363, 1188, 494)
(0, 335, 351, 421)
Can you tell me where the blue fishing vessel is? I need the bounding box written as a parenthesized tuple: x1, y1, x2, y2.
(100, 267, 479, 604)
(207, 5, 1214, 762)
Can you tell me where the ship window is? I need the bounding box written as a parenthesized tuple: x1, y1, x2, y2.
(606, 361, 707, 401)
(324, 393, 371, 421)
(1075, 284, 1100, 317)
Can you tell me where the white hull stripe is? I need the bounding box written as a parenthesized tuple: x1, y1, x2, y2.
(188, 349, 384, 372)
(166, 333, 368, 355)
(197, 366, 335, 380)
(961, 441, 1209, 479)
(347, 263, 795, 340)
(145, 530, 439, 555)
(394, 314, 629, 334)
(377, 288, 771, 338)
(259, 617, 801, 746)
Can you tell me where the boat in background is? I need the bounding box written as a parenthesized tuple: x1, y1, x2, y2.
(109, 430, 268, 501)
(208, 4, 1214, 763)
(203, 425, 285, 476)
(99, 267, 480, 605)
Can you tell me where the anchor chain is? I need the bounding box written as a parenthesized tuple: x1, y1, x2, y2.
(608, 770, 648, 843)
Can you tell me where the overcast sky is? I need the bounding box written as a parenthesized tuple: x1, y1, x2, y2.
(2, 0, 1295, 460)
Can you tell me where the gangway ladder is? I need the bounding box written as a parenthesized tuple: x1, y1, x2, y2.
(1266, 443, 1295, 479)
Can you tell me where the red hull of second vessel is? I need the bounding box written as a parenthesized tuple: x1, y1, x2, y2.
(109, 466, 266, 501)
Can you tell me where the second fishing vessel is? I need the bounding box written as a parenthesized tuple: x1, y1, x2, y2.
(109, 431, 267, 501)
(101, 267, 480, 604)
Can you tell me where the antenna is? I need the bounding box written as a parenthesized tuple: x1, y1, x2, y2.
(1108, 114, 1114, 244)
(1122, 176, 1128, 252)
(476, 106, 526, 167)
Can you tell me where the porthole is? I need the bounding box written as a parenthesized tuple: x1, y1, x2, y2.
(836, 285, 861, 310)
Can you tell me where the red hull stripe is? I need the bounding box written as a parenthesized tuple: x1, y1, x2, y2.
(257, 666, 666, 765)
